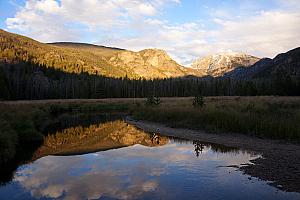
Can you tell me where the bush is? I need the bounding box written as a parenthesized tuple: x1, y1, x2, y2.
(146, 96, 161, 106)
(193, 96, 205, 108)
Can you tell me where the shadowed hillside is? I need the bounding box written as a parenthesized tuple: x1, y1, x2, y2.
(225, 47, 300, 80)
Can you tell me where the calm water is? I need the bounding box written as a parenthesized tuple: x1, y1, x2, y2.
(0, 118, 299, 200)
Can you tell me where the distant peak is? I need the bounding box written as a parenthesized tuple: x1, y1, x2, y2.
(191, 51, 260, 77)
(205, 50, 248, 58)
(139, 48, 167, 54)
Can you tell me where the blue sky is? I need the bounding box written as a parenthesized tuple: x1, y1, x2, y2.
(1, 0, 300, 65)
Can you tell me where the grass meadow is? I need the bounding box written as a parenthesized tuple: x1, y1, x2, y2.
(0, 96, 299, 164)
(132, 96, 300, 141)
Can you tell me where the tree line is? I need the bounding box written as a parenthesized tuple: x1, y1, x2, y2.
(0, 61, 299, 100)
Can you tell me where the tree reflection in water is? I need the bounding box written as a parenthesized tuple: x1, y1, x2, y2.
(150, 133, 161, 145)
(168, 137, 238, 158)
(193, 141, 205, 157)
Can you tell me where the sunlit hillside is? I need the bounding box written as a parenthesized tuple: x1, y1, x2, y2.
(0, 29, 203, 79)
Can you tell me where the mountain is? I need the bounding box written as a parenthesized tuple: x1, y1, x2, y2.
(0, 29, 122, 76)
(191, 51, 260, 77)
(224, 47, 300, 80)
(1, 29, 298, 81)
(107, 48, 203, 79)
(49, 42, 126, 57)
(0, 29, 200, 79)
(51, 42, 202, 78)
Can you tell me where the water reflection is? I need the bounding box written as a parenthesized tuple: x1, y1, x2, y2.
(32, 120, 168, 160)
(170, 137, 239, 155)
(193, 141, 205, 157)
(43, 113, 126, 134)
(0, 118, 299, 200)
(5, 142, 255, 200)
(33, 121, 239, 161)
(0, 113, 125, 185)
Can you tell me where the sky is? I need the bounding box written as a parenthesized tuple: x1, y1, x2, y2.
(1, 0, 300, 65)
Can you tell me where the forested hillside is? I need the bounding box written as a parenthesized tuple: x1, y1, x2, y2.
(0, 29, 199, 79)
(1, 60, 299, 100)
(0, 29, 125, 76)
(0, 29, 299, 100)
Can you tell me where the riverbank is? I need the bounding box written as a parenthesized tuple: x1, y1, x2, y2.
(126, 117, 300, 193)
(132, 96, 300, 141)
(0, 101, 129, 164)
(1, 96, 299, 163)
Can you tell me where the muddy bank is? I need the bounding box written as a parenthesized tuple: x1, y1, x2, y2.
(126, 117, 300, 193)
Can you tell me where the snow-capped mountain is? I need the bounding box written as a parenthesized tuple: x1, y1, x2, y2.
(191, 51, 260, 77)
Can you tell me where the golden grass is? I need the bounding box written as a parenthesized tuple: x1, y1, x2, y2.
(132, 96, 300, 141)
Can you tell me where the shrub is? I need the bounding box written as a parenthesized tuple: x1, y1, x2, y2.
(193, 96, 205, 108)
(146, 96, 161, 106)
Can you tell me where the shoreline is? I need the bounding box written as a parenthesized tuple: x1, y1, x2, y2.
(126, 117, 300, 193)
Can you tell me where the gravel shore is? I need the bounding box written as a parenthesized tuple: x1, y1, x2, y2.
(126, 117, 300, 193)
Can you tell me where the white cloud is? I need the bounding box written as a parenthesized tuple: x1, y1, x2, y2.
(5, 0, 300, 65)
(6, 0, 78, 41)
(6, 0, 179, 41)
(102, 9, 300, 65)
(210, 11, 300, 58)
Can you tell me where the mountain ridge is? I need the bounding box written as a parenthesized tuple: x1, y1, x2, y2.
(49, 42, 126, 51)
(0, 29, 199, 79)
(191, 51, 260, 77)
(1, 29, 299, 81)
(224, 47, 300, 80)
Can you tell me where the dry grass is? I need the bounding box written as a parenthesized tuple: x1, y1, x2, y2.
(1, 96, 299, 163)
(133, 96, 300, 141)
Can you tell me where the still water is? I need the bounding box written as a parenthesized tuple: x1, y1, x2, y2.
(0, 117, 299, 200)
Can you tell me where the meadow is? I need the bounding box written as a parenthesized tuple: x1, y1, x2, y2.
(1, 96, 300, 164)
(132, 96, 300, 141)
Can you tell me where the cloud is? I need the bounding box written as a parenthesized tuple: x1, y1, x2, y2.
(15, 155, 160, 200)
(6, 0, 78, 41)
(6, 0, 179, 41)
(210, 11, 300, 58)
(102, 9, 300, 65)
(5, 0, 300, 65)
(14, 139, 256, 200)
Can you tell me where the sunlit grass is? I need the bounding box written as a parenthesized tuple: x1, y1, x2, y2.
(133, 97, 300, 141)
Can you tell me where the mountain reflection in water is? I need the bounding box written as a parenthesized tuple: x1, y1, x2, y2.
(1, 118, 299, 200)
(32, 120, 169, 160)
